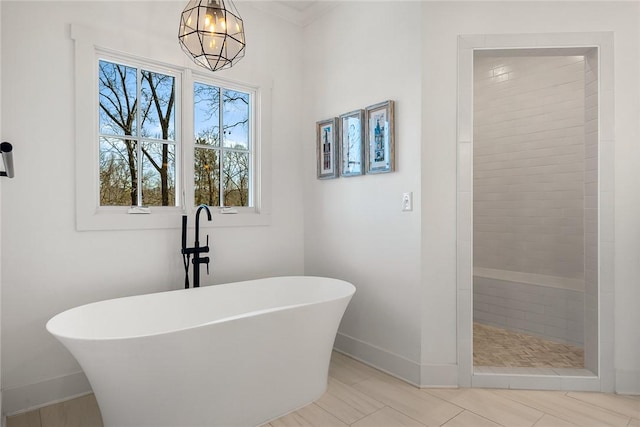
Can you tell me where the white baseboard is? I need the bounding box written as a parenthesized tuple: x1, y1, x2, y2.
(334, 332, 458, 388)
(334, 332, 422, 385)
(615, 369, 640, 395)
(420, 364, 459, 388)
(2, 371, 91, 416)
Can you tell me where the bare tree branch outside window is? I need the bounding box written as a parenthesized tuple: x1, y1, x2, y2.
(99, 60, 176, 207)
(99, 59, 252, 209)
(194, 84, 250, 207)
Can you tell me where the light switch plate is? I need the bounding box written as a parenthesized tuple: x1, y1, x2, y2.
(402, 192, 413, 212)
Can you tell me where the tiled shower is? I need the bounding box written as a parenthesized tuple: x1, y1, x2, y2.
(472, 50, 598, 373)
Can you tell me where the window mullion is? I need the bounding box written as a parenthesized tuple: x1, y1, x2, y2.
(136, 68, 143, 207)
(182, 69, 194, 211)
(218, 87, 224, 207)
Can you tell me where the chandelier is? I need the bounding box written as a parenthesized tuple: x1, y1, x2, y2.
(178, 0, 246, 72)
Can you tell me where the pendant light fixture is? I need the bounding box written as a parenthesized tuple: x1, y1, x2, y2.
(178, 0, 246, 72)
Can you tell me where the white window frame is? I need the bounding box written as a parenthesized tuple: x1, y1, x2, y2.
(72, 23, 271, 231)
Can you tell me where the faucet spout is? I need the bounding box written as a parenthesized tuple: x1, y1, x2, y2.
(191, 204, 213, 288)
(195, 204, 212, 245)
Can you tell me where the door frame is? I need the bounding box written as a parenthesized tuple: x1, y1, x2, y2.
(456, 32, 615, 391)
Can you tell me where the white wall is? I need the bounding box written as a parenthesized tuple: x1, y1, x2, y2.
(1, 1, 304, 414)
(423, 1, 640, 392)
(302, 2, 424, 383)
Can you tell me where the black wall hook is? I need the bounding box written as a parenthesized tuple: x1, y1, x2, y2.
(1, 142, 14, 178)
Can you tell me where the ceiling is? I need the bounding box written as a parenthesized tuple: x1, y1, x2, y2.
(276, 1, 320, 12)
(250, 1, 336, 26)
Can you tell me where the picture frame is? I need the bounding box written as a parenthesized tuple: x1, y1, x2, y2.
(339, 109, 365, 177)
(365, 100, 395, 174)
(316, 118, 339, 179)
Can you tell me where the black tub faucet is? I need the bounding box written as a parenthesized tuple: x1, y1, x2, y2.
(181, 204, 213, 288)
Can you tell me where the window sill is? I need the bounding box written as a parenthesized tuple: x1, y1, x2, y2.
(76, 207, 271, 231)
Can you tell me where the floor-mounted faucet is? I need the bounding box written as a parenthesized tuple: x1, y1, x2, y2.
(181, 204, 213, 288)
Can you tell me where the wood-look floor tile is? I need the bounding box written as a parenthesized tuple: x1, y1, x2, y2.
(352, 375, 463, 426)
(269, 411, 315, 427)
(39, 394, 103, 427)
(329, 352, 380, 386)
(442, 389, 544, 427)
(423, 387, 470, 402)
(533, 414, 581, 427)
(6, 410, 41, 427)
(315, 377, 385, 424)
(269, 403, 349, 427)
(351, 407, 425, 427)
(284, 403, 347, 427)
(441, 410, 502, 427)
(499, 389, 630, 427)
(8, 353, 640, 427)
(566, 392, 640, 419)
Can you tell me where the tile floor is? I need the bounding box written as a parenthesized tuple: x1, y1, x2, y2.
(474, 323, 585, 369)
(7, 352, 639, 427)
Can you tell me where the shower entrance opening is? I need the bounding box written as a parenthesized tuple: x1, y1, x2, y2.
(457, 33, 615, 392)
(472, 48, 598, 376)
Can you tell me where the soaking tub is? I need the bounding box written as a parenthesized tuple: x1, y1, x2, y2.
(46, 276, 355, 427)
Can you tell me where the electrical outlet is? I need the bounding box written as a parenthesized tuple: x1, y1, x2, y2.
(402, 192, 413, 212)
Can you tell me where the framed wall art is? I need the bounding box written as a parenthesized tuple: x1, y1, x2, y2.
(365, 100, 395, 174)
(339, 109, 365, 177)
(316, 118, 339, 179)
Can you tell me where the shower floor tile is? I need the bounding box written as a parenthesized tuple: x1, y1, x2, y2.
(473, 323, 584, 369)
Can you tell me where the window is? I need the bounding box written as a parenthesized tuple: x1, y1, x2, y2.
(98, 60, 178, 207)
(73, 24, 270, 230)
(193, 83, 252, 207)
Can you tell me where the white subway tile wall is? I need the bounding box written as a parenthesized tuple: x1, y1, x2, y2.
(473, 276, 585, 346)
(473, 55, 586, 282)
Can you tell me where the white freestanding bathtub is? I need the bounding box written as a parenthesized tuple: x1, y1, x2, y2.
(46, 276, 355, 427)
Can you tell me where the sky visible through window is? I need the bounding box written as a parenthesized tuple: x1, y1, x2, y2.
(194, 83, 249, 149)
